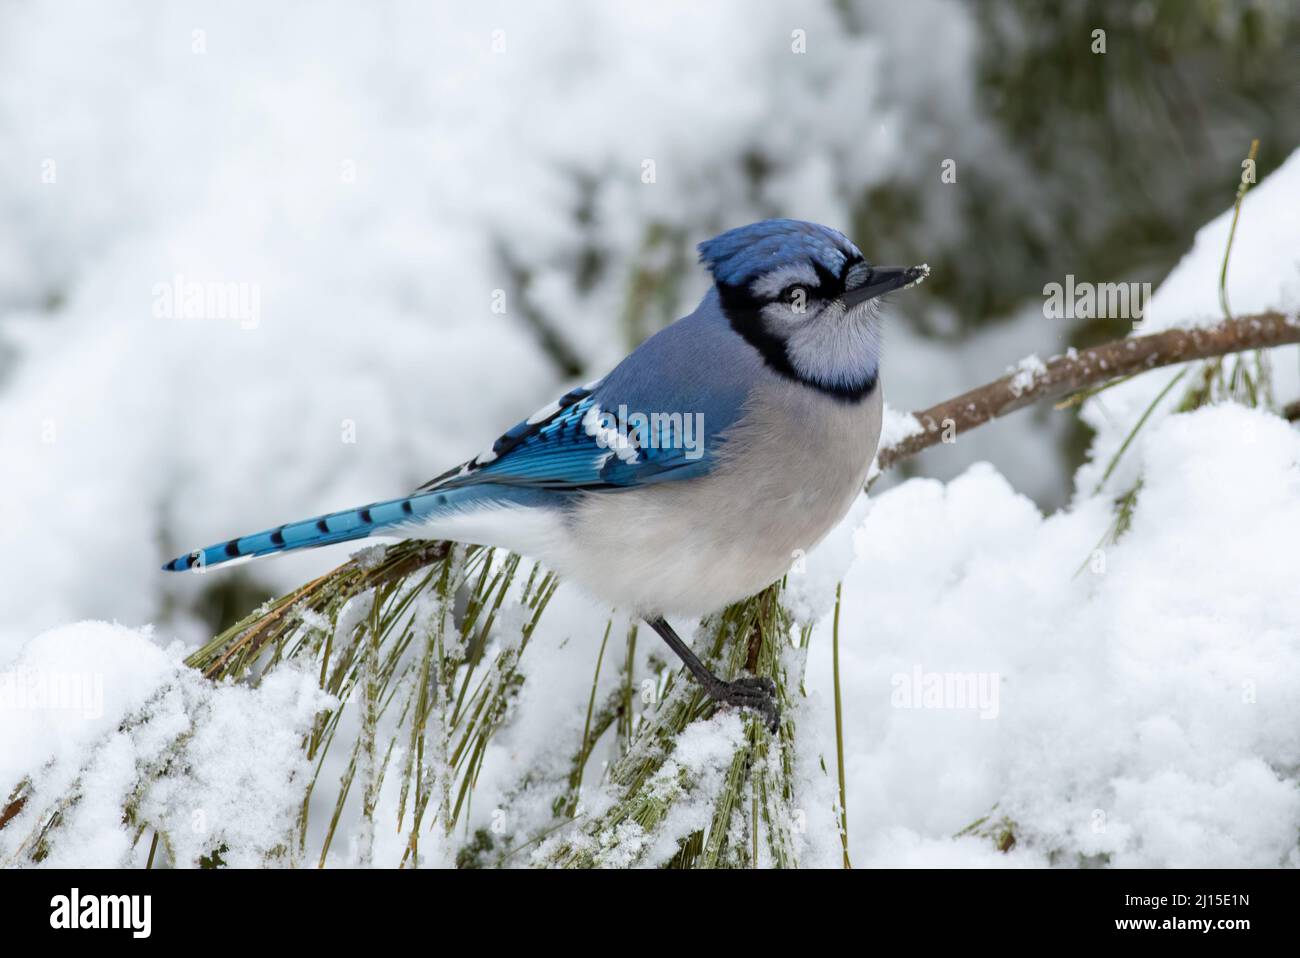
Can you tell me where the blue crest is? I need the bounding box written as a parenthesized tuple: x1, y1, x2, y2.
(697, 219, 862, 287)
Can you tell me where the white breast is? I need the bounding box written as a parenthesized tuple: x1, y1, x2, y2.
(553, 379, 884, 617)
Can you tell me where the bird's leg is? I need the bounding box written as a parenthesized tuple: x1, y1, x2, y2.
(644, 616, 779, 732)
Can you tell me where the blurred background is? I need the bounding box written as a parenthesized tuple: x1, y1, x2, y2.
(2, 0, 1298, 648)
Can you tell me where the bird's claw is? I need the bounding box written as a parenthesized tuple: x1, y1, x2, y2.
(707, 675, 780, 732)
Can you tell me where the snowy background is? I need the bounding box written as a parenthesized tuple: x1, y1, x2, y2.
(2, 0, 1299, 867)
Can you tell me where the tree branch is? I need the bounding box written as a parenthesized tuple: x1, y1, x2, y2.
(876, 311, 1297, 471)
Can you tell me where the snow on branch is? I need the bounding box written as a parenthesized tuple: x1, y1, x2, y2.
(875, 311, 1298, 472)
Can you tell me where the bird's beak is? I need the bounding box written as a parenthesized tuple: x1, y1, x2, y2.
(841, 264, 930, 309)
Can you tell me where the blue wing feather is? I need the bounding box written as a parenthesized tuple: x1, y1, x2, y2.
(419, 387, 715, 491)
(419, 294, 757, 494)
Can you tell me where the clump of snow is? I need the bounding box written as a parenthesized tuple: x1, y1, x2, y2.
(294, 605, 332, 636)
(350, 544, 389, 571)
(868, 404, 926, 484)
(879, 403, 925, 449)
(802, 404, 1300, 867)
(0, 622, 332, 867)
(608, 712, 746, 868)
(1006, 353, 1047, 397)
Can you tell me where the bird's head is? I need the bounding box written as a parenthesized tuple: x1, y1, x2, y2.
(698, 219, 927, 400)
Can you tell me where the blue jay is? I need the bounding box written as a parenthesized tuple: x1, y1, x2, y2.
(164, 219, 928, 729)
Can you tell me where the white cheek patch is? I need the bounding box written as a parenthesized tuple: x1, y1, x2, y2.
(759, 300, 824, 327)
(783, 300, 883, 390)
(750, 262, 820, 298)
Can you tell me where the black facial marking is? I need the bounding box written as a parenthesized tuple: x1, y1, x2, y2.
(810, 259, 843, 295)
(316, 519, 329, 533)
(271, 529, 285, 546)
(401, 500, 413, 514)
(717, 263, 879, 403)
(225, 540, 241, 557)
(360, 508, 373, 523)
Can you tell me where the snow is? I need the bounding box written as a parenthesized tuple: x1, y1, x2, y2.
(1007, 353, 1047, 397)
(2, 2, 1300, 868)
(0, 622, 331, 867)
(879, 404, 925, 449)
(582, 712, 748, 869)
(809, 406, 1300, 867)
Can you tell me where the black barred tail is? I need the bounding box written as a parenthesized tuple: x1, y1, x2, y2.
(162, 488, 466, 572)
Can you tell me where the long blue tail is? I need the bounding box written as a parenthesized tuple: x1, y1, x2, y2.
(162, 487, 472, 572)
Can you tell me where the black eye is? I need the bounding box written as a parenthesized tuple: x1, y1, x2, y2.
(781, 284, 811, 304)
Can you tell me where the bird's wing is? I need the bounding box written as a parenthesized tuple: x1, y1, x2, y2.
(418, 306, 760, 494)
(417, 379, 727, 493)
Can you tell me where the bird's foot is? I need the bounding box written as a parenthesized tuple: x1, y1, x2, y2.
(704, 675, 779, 732)
(642, 617, 780, 732)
